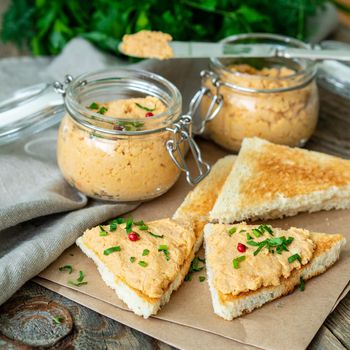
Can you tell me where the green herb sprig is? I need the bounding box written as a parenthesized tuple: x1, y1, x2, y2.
(68, 270, 88, 287)
(103, 246, 121, 255)
(158, 245, 170, 260)
(59, 265, 73, 274)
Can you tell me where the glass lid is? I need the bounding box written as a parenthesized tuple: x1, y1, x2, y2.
(0, 83, 64, 146)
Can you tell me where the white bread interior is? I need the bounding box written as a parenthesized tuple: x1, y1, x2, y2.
(204, 224, 346, 320)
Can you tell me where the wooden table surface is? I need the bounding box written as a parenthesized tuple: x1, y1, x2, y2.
(0, 1, 349, 347)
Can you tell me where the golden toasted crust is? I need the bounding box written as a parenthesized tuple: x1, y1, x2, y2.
(219, 232, 345, 303)
(242, 141, 350, 204)
(174, 155, 236, 232)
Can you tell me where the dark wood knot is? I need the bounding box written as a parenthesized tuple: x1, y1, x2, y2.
(0, 296, 73, 347)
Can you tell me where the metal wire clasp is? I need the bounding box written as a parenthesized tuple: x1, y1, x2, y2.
(52, 75, 74, 95)
(189, 70, 224, 135)
(166, 115, 210, 185)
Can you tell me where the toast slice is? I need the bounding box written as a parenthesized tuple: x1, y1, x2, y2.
(210, 137, 350, 223)
(173, 155, 236, 239)
(76, 218, 202, 318)
(204, 222, 346, 320)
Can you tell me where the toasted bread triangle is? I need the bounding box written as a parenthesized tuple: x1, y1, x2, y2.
(210, 138, 350, 223)
(204, 223, 346, 320)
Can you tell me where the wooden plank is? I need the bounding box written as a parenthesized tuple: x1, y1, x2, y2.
(309, 326, 346, 350)
(325, 293, 350, 349)
(0, 282, 175, 350)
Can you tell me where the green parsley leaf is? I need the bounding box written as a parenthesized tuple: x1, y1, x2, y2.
(88, 102, 99, 109)
(252, 228, 263, 238)
(138, 260, 148, 267)
(158, 245, 170, 260)
(98, 106, 108, 115)
(233, 255, 246, 269)
(199, 276, 206, 282)
(299, 277, 305, 291)
(134, 220, 145, 226)
(288, 253, 302, 263)
(59, 265, 73, 274)
(142, 249, 150, 256)
(138, 224, 149, 230)
(130, 256, 136, 263)
(52, 316, 64, 324)
(228, 227, 237, 236)
(148, 231, 164, 238)
(246, 232, 253, 240)
(115, 218, 126, 224)
(103, 246, 121, 255)
(99, 225, 108, 236)
(135, 102, 155, 112)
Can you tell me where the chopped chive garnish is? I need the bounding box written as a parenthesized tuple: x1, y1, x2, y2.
(239, 229, 246, 233)
(158, 245, 170, 260)
(185, 256, 205, 281)
(258, 224, 274, 235)
(59, 265, 73, 274)
(138, 260, 148, 267)
(233, 255, 246, 269)
(52, 316, 64, 324)
(99, 225, 108, 236)
(68, 270, 87, 287)
(134, 220, 145, 226)
(138, 224, 149, 230)
(130, 256, 136, 263)
(68, 280, 88, 287)
(103, 246, 121, 255)
(125, 218, 133, 233)
(228, 227, 237, 236)
(148, 231, 164, 238)
(252, 228, 262, 237)
(253, 241, 267, 256)
(135, 102, 155, 111)
(246, 232, 253, 240)
(88, 102, 99, 109)
(299, 277, 305, 291)
(247, 240, 259, 246)
(142, 249, 150, 256)
(115, 218, 126, 224)
(109, 222, 117, 232)
(199, 276, 206, 282)
(77, 270, 85, 282)
(288, 253, 302, 263)
(98, 106, 108, 115)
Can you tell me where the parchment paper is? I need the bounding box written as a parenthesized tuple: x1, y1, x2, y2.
(39, 139, 350, 350)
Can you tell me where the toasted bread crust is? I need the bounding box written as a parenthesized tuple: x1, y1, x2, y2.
(210, 138, 350, 223)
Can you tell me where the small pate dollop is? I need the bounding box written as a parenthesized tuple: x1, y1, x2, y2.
(57, 96, 180, 201)
(120, 30, 174, 59)
(205, 223, 315, 297)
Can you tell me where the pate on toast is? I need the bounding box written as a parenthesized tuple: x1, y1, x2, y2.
(204, 222, 346, 320)
(76, 218, 202, 318)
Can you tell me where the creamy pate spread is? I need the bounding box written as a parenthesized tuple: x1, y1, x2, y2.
(202, 64, 319, 151)
(57, 96, 181, 201)
(81, 218, 196, 299)
(120, 30, 174, 59)
(206, 223, 315, 296)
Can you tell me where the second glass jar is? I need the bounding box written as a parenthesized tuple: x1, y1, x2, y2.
(199, 33, 319, 152)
